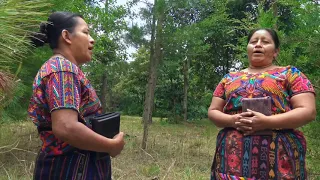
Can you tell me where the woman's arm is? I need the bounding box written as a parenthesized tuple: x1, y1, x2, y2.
(238, 93, 316, 134)
(52, 109, 124, 157)
(267, 93, 316, 129)
(208, 97, 239, 128)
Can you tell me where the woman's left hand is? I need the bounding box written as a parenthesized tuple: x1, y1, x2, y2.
(236, 109, 269, 136)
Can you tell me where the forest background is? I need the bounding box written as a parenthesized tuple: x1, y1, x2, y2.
(0, 0, 320, 179)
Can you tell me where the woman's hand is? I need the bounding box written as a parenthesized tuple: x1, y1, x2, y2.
(109, 132, 125, 157)
(229, 114, 240, 128)
(235, 109, 269, 136)
(234, 111, 253, 133)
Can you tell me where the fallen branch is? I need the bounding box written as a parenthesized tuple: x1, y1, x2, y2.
(139, 147, 157, 162)
(0, 140, 19, 149)
(162, 159, 176, 180)
(1, 165, 11, 180)
(10, 148, 37, 155)
(0, 140, 37, 155)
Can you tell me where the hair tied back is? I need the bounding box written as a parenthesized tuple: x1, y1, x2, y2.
(30, 22, 50, 47)
(39, 22, 48, 35)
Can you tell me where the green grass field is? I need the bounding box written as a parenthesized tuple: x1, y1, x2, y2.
(0, 117, 319, 179)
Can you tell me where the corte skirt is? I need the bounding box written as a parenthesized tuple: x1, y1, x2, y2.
(211, 128, 307, 180)
(33, 150, 111, 180)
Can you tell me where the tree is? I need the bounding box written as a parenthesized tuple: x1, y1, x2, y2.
(142, 0, 165, 149)
(83, 0, 128, 113)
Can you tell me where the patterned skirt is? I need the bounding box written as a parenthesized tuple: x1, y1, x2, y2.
(211, 128, 307, 180)
(34, 150, 111, 180)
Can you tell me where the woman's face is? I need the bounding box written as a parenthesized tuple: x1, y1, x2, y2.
(69, 17, 95, 65)
(247, 30, 279, 67)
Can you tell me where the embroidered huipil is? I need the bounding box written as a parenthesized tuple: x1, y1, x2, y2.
(28, 56, 111, 180)
(211, 66, 315, 180)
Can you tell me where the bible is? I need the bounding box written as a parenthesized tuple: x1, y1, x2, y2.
(90, 112, 120, 159)
(241, 97, 273, 135)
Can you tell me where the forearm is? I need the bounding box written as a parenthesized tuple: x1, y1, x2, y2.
(54, 122, 114, 153)
(267, 107, 316, 129)
(208, 110, 235, 128)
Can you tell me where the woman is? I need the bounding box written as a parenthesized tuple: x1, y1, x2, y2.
(28, 12, 125, 179)
(208, 28, 316, 179)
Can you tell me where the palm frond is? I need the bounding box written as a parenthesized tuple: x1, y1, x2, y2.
(0, 0, 51, 95)
(0, 71, 14, 110)
(0, 0, 51, 70)
(0, 72, 13, 93)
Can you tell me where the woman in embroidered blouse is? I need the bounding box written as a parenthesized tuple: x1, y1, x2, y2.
(28, 12, 124, 179)
(208, 28, 316, 179)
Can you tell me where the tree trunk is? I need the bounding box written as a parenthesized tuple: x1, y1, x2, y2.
(183, 56, 189, 121)
(142, 0, 164, 149)
(272, 0, 278, 30)
(142, 0, 157, 150)
(100, 72, 108, 113)
(99, 0, 110, 114)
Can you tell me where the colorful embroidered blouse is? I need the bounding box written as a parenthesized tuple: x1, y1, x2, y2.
(210, 66, 315, 179)
(213, 66, 315, 114)
(28, 56, 102, 156)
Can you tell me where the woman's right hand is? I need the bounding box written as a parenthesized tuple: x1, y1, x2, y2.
(109, 132, 125, 157)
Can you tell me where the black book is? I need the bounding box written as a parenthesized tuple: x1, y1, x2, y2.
(241, 97, 273, 135)
(242, 97, 272, 116)
(90, 112, 120, 159)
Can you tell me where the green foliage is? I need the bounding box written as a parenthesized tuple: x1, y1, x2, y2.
(256, 4, 277, 28)
(0, 0, 51, 113)
(0, 0, 51, 69)
(0, 0, 88, 120)
(49, 0, 86, 13)
(0, 81, 29, 122)
(114, 46, 149, 115)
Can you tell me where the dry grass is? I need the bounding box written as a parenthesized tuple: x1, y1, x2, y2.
(0, 121, 39, 180)
(0, 116, 217, 180)
(112, 116, 217, 180)
(1, 117, 319, 180)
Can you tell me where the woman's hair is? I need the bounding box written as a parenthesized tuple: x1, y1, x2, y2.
(31, 11, 83, 49)
(247, 28, 280, 49)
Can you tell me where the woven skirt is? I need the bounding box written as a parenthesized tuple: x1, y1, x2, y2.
(33, 150, 111, 180)
(211, 128, 307, 180)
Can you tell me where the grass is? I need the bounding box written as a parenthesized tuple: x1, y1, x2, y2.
(0, 116, 217, 180)
(111, 116, 217, 180)
(0, 117, 320, 179)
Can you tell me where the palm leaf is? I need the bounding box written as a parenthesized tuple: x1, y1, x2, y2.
(0, 0, 51, 68)
(0, 72, 14, 109)
(0, 0, 51, 108)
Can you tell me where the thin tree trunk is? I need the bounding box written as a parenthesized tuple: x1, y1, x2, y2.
(225, 56, 229, 74)
(142, 0, 164, 149)
(183, 56, 189, 121)
(142, 0, 157, 150)
(272, 0, 278, 30)
(99, 0, 110, 114)
(100, 72, 108, 113)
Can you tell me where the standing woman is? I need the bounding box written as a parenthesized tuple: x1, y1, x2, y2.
(208, 28, 316, 179)
(29, 12, 125, 180)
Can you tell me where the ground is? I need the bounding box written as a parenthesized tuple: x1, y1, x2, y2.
(0, 116, 319, 179)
